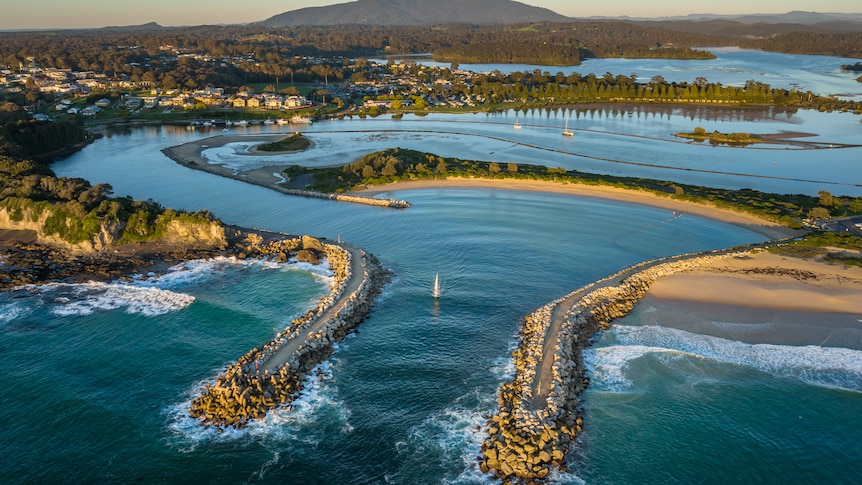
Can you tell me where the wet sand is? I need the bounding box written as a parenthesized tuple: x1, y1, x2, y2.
(641, 251, 862, 348)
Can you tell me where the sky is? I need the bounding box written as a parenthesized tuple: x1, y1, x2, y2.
(3, 0, 862, 30)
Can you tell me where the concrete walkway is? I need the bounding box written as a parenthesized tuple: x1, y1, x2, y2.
(261, 244, 364, 373)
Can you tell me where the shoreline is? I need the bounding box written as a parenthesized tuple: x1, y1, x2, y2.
(164, 134, 801, 239)
(355, 177, 802, 240)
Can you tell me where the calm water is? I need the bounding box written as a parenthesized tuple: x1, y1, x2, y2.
(3, 50, 862, 483)
(379, 47, 862, 100)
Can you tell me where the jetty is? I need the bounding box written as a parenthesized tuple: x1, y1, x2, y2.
(480, 240, 794, 481)
(189, 235, 390, 428)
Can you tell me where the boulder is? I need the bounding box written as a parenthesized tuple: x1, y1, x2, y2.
(301, 235, 325, 252)
(296, 249, 320, 264)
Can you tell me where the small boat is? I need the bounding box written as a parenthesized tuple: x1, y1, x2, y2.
(276, 118, 290, 125)
(562, 117, 573, 137)
(263, 118, 275, 125)
(514, 114, 522, 130)
(236, 120, 249, 127)
(290, 116, 313, 124)
(432, 273, 441, 299)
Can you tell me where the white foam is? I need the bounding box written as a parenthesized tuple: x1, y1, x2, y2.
(585, 345, 688, 392)
(401, 399, 492, 484)
(0, 302, 28, 325)
(140, 256, 334, 289)
(39, 281, 195, 317)
(600, 325, 862, 392)
(166, 357, 351, 449)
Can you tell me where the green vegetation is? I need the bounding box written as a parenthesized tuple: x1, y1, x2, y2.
(0, 103, 220, 247)
(768, 232, 862, 266)
(289, 148, 862, 229)
(674, 126, 763, 146)
(256, 133, 311, 152)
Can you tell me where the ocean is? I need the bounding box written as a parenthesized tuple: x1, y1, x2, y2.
(4, 49, 862, 483)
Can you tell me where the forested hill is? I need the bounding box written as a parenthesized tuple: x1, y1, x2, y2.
(259, 0, 570, 26)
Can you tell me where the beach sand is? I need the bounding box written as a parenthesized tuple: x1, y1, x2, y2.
(356, 178, 801, 240)
(166, 136, 800, 240)
(640, 251, 862, 348)
(162, 138, 859, 348)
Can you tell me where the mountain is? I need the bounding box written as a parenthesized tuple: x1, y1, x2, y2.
(259, 0, 570, 26)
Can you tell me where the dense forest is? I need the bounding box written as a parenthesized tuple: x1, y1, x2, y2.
(741, 31, 862, 58)
(2, 20, 858, 83)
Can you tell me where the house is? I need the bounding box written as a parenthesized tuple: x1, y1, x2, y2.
(264, 95, 284, 110)
(94, 98, 112, 108)
(246, 97, 261, 108)
(232, 97, 247, 108)
(285, 95, 310, 108)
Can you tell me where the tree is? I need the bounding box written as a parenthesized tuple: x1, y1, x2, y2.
(808, 207, 831, 220)
(488, 162, 501, 174)
(507, 162, 518, 173)
(818, 190, 835, 207)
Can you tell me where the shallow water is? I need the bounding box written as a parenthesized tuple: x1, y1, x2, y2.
(4, 49, 862, 483)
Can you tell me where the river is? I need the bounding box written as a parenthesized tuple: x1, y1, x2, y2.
(1, 49, 861, 484)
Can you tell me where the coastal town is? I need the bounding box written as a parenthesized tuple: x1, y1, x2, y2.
(2, 3, 862, 484)
(0, 51, 496, 122)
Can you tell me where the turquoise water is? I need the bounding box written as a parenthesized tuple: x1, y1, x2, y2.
(4, 49, 862, 483)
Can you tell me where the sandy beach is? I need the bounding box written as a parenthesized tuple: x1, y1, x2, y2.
(163, 134, 313, 187)
(640, 250, 862, 348)
(356, 178, 801, 240)
(166, 135, 801, 240)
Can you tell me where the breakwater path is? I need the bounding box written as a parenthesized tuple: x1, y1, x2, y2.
(260, 242, 364, 374)
(481, 239, 796, 481)
(189, 235, 389, 428)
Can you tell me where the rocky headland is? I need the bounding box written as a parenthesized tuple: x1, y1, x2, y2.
(188, 235, 390, 428)
(0, 206, 228, 289)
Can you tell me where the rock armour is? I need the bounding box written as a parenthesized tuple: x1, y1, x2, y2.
(188, 235, 390, 428)
(480, 251, 750, 482)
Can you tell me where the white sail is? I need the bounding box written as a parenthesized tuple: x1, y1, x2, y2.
(514, 114, 522, 130)
(562, 117, 573, 137)
(432, 273, 441, 298)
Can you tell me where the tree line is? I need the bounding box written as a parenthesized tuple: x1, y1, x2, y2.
(3, 21, 861, 91)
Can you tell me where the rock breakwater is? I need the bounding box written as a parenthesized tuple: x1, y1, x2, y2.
(481, 252, 747, 482)
(188, 235, 390, 428)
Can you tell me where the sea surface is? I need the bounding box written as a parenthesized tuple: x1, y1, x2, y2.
(2, 50, 862, 483)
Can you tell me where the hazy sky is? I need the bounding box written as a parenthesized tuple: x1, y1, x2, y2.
(4, 0, 862, 30)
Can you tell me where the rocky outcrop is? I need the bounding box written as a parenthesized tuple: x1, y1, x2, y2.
(188, 236, 390, 428)
(481, 251, 748, 482)
(0, 206, 226, 254)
